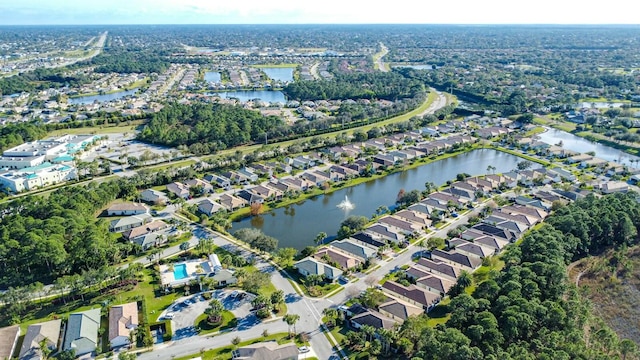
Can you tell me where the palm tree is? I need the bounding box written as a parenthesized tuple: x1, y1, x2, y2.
(205, 299, 224, 323)
(619, 339, 637, 360)
(283, 313, 300, 335)
(360, 324, 376, 342)
(377, 328, 396, 356)
(38, 338, 53, 360)
(323, 308, 339, 327)
(457, 270, 473, 289)
(270, 290, 284, 312)
(314, 232, 327, 245)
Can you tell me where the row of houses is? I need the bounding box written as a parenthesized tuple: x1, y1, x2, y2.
(105, 203, 174, 250)
(334, 178, 555, 333)
(0, 303, 138, 359)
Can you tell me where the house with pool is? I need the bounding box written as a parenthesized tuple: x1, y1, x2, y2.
(159, 254, 235, 288)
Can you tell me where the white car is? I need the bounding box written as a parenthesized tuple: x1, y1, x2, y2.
(298, 346, 310, 353)
(164, 312, 175, 320)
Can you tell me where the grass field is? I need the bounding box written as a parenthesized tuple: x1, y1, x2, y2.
(47, 122, 142, 137)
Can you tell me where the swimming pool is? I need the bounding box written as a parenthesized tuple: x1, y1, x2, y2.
(173, 264, 188, 280)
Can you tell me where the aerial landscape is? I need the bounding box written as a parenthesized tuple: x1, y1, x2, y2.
(1, 2, 640, 360)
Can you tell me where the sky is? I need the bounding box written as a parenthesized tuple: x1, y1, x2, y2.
(0, 0, 637, 25)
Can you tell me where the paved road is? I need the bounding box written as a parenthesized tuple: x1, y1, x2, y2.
(375, 42, 389, 72)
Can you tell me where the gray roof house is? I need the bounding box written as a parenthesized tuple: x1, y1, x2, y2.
(198, 198, 225, 216)
(109, 214, 152, 233)
(63, 308, 101, 356)
(331, 239, 378, 261)
(231, 341, 298, 360)
(294, 257, 343, 281)
(19, 320, 62, 360)
(378, 300, 423, 323)
(350, 309, 398, 330)
(139, 189, 168, 204)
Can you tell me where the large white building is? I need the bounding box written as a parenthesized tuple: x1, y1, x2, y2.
(0, 134, 99, 170)
(0, 162, 77, 193)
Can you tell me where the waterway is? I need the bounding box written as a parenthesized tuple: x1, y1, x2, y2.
(232, 149, 523, 249)
(204, 71, 221, 83)
(205, 90, 286, 103)
(68, 88, 139, 105)
(261, 67, 294, 82)
(537, 127, 640, 167)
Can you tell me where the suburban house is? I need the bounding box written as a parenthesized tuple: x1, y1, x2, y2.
(349, 308, 398, 330)
(166, 182, 190, 199)
(139, 189, 168, 204)
(106, 203, 148, 216)
(18, 319, 62, 360)
(219, 194, 246, 211)
(381, 280, 440, 310)
(204, 174, 231, 189)
(109, 214, 152, 233)
(378, 216, 421, 235)
(19, 320, 62, 360)
(365, 224, 405, 243)
(378, 300, 423, 323)
(184, 179, 213, 194)
(236, 189, 264, 205)
(600, 181, 629, 194)
(330, 239, 378, 261)
(415, 274, 456, 297)
(0, 325, 20, 360)
(350, 232, 386, 248)
(198, 198, 225, 216)
(237, 168, 259, 183)
(209, 269, 238, 287)
(448, 238, 496, 259)
(429, 249, 482, 271)
(411, 258, 462, 282)
(109, 302, 139, 349)
(294, 257, 343, 281)
(313, 247, 362, 270)
(394, 209, 432, 229)
(122, 220, 168, 241)
(63, 308, 101, 356)
(231, 341, 299, 360)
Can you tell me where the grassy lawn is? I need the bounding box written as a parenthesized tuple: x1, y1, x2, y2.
(195, 310, 236, 335)
(173, 332, 293, 360)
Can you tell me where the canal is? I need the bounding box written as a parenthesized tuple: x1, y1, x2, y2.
(232, 149, 523, 249)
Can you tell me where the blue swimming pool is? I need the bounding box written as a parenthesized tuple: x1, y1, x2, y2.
(174, 264, 188, 280)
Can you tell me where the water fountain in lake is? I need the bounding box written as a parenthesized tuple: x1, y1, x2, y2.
(337, 195, 355, 210)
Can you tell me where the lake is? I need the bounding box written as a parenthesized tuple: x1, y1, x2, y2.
(205, 90, 286, 103)
(68, 88, 138, 105)
(204, 71, 221, 83)
(393, 64, 437, 70)
(537, 127, 640, 167)
(261, 67, 294, 82)
(232, 149, 523, 249)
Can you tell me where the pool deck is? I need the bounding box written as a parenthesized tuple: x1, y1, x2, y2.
(159, 259, 213, 287)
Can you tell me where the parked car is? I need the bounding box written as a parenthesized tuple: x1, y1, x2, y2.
(164, 312, 175, 320)
(298, 346, 310, 353)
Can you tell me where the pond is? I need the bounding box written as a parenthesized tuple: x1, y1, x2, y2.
(205, 90, 286, 103)
(232, 149, 523, 249)
(260, 67, 294, 82)
(537, 127, 640, 166)
(68, 88, 139, 105)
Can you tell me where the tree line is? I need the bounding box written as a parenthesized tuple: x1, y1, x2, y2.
(0, 67, 90, 95)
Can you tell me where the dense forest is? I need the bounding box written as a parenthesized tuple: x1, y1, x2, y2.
(137, 102, 284, 153)
(283, 70, 424, 101)
(0, 67, 90, 95)
(0, 122, 48, 151)
(86, 49, 171, 74)
(348, 192, 640, 359)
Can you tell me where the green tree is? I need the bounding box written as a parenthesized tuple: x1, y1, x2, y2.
(283, 313, 300, 335)
(205, 299, 224, 323)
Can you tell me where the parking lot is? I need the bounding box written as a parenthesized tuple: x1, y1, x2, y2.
(79, 131, 176, 166)
(160, 289, 255, 340)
